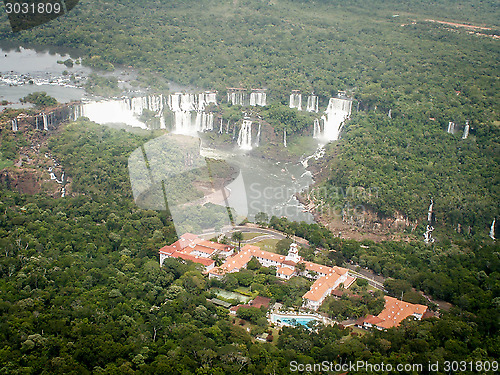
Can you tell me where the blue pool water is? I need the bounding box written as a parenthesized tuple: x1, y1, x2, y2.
(271, 315, 320, 327)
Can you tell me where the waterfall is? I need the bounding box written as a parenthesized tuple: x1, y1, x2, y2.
(77, 95, 167, 129)
(462, 121, 470, 139)
(12, 118, 18, 131)
(321, 97, 352, 141)
(306, 95, 318, 112)
(424, 225, 435, 244)
(447, 121, 455, 134)
(228, 92, 247, 106)
(237, 120, 253, 150)
(490, 218, 496, 240)
(313, 118, 321, 139)
(283, 129, 287, 148)
(168, 93, 182, 112)
(427, 199, 433, 222)
(289, 93, 302, 110)
(388, 109, 392, 119)
(72, 105, 80, 121)
(194, 112, 213, 132)
(196, 92, 217, 111)
(42, 113, 48, 130)
(250, 92, 266, 106)
(166, 93, 216, 135)
(255, 123, 261, 146)
(219, 118, 223, 134)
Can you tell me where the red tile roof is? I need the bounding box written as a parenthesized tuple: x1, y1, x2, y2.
(303, 272, 343, 302)
(277, 267, 295, 276)
(170, 251, 215, 267)
(250, 296, 271, 309)
(375, 296, 428, 329)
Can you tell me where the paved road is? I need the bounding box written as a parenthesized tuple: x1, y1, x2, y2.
(199, 225, 311, 245)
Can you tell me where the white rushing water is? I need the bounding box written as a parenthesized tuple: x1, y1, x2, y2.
(427, 199, 433, 222)
(289, 93, 302, 110)
(227, 91, 247, 106)
(490, 218, 496, 240)
(237, 120, 253, 150)
(462, 121, 470, 139)
(255, 123, 261, 147)
(166, 92, 216, 134)
(316, 97, 352, 142)
(11, 118, 18, 131)
(313, 118, 321, 139)
(447, 121, 455, 134)
(306, 95, 318, 112)
(79, 99, 149, 128)
(42, 113, 48, 130)
(283, 129, 287, 148)
(250, 91, 267, 106)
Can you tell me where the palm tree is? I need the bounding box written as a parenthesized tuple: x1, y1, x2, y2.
(232, 231, 243, 252)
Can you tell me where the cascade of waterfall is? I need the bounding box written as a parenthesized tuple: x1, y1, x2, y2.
(219, 118, 223, 133)
(388, 109, 392, 119)
(283, 129, 287, 148)
(194, 112, 214, 132)
(12, 118, 18, 131)
(321, 97, 352, 141)
(250, 92, 266, 106)
(313, 118, 321, 139)
(289, 93, 302, 110)
(72, 105, 81, 121)
(205, 92, 217, 106)
(196, 92, 217, 111)
(462, 121, 470, 139)
(424, 225, 435, 244)
(42, 113, 48, 130)
(168, 93, 182, 112)
(166, 93, 216, 135)
(427, 199, 433, 222)
(180, 94, 197, 111)
(306, 95, 318, 112)
(447, 121, 455, 134)
(228, 92, 247, 106)
(255, 123, 261, 146)
(237, 120, 253, 150)
(490, 218, 496, 240)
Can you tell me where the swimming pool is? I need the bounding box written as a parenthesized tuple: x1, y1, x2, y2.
(270, 314, 321, 328)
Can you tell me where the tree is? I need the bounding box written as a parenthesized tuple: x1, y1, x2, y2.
(254, 212, 269, 226)
(232, 231, 243, 252)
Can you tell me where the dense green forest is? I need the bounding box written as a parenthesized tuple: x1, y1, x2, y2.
(310, 109, 499, 230)
(0, 0, 499, 373)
